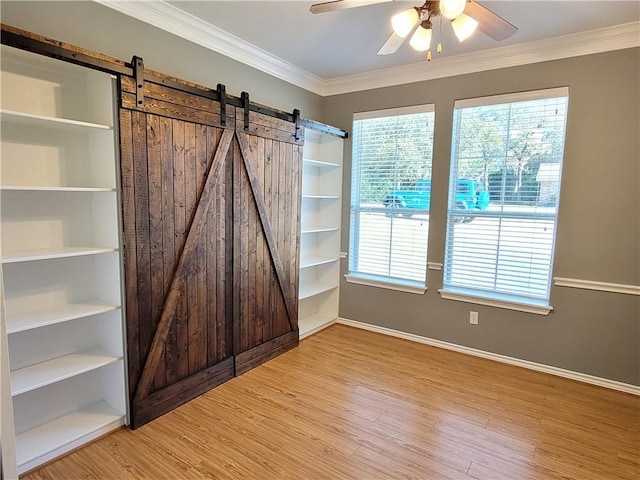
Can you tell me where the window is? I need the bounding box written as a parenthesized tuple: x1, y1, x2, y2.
(348, 105, 435, 292)
(442, 88, 569, 313)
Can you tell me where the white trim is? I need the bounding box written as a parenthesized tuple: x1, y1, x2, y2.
(336, 317, 640, 396)
(93, 2, 639, 97)
(438, 289, 553, 315)
(354, 103, 435, 120)
(554, 277, 640, 296)
(323, 22, 640, 96)
(344, 274, 426, 295)
(427, 262, 443, 271)
(454, 87, 569, 109)
(94, 0, 325, 95)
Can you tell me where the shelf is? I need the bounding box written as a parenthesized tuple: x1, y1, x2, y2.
(10, 347, 121, 396)
(299, 283, 339, 300)
(300, 256, 339, 269)
(1, 185, 115, 193)
(302, 194, 340, 200)
(15, 401, 124, 469)
(301, 226, 339, 234)
(303, 158, 341, 168)
(6, 302, 120, 335)
(299, 311, 337, 339)
(1, 109, 112, 131)
(2, 247, 117, 264)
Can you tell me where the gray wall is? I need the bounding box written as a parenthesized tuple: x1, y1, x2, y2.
(323, 48, 640, 386)
(0, 1, 323, 118)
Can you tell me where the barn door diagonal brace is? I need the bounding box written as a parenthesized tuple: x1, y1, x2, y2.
(133, 128, 234, 404)
(235, 130, 297, 331)
(132, 55, 144, 107)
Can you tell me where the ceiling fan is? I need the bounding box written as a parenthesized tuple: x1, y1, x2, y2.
(310, 0, 517, 60)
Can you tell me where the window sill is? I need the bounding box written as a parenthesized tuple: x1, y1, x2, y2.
(438, 289, 553, 315)
(344, 274, 426, 295)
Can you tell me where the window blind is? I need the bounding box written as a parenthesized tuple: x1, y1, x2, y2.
(349, 105, 435, 286)
(443, 88, 569, 306)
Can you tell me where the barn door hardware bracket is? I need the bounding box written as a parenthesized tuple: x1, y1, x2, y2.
(218, 83, 227, 127)
(132, 55, 145, 107)
(241, 91, 250, 131)
(293, 109, 301, 142)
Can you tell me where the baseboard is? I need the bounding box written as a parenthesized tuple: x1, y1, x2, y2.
(336, 317, 640, 396)
(299, 319, 337, 340)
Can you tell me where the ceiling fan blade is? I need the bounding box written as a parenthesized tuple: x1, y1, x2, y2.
(465, 1, 518, 41)
(310, 0, 391, 14)
(378, 31, 406, 55)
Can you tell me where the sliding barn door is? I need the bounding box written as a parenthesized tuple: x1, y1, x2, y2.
(119, 76, 302, 428)
(233, 125, 302, 374)
(119, 77, 236, 428)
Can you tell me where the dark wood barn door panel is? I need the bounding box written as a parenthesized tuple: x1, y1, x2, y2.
(233, 129, 302, 375)
(119, 79, 236, 427)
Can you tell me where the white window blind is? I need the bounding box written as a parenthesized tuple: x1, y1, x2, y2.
(349, 105, 435, 287)
(443, 88, 569, 308)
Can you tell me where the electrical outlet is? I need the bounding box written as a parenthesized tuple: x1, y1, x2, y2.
(470, 311, 479, 325)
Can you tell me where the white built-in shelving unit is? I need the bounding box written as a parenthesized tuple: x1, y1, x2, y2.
(298, 129, 343, 338)
(0, 45, 127, 474)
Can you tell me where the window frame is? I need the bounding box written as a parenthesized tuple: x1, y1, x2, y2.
(347, 104, 436, 293)
(440, 87, 570, 314)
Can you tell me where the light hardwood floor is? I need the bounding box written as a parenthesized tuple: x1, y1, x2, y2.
(25, 324, 639, 479)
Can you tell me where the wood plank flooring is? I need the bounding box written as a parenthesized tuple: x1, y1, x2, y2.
(25, 324, 639, 479)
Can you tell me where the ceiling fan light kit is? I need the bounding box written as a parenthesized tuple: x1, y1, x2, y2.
(310, 0, 517, 60)
(410, 23, 433, 51)
(451, 13, 479, 42)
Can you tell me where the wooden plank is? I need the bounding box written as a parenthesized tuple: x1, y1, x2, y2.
(132, 358, 234, 429)
(119, 109, 140, 397)
(236, 131, 297, 333)
(270, 140, 281, 341)
(133, 128, 234, 403)
(247, 134, 259, 350)
(282, 142, 292, 332)
(171, 120, 188, 384)
(232, 137, 242, 357)
(194, 122, 209, 374)
(146, 114, 164, 393)
(121, 92, 225, 129)
(205, 127, 219, 366)
(291, 144, 302, 327)
(263, 138, 273, 344)
(223, 144, 234, 361)
(240, 138, 250, 352)
(234, 330, 299, 376)
(256, 136, 266, 346)
(277, 141, 288, 337)
(131, 111, 152, 399)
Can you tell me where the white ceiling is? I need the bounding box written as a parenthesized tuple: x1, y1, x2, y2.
(98, 1, 640, 95)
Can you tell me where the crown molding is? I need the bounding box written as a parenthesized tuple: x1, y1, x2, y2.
(323, 21, 640, 95)
(94, 1, 638, 98)
(94, 0, 325, 95)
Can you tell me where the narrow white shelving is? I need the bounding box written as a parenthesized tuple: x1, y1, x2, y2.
(301, 226, 339, 234)
(1, 109, 112, 131)
(1, 44, 128, 474)
(15, 401, 124, 469)
(303, 158, 341, 168)
(2, 247, 118, 264)
(300, 256, 339, 269)
(6, 302, 119, 334)
(299, 283, 339, 300)
(1, 185, 115, 192)
(10, 347, 121, 396)
(298, 128, 344, 338)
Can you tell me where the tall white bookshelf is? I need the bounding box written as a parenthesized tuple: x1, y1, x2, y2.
(299, 129, 343, 338)
(0, 46, 127, 474)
